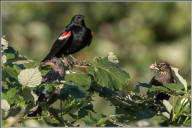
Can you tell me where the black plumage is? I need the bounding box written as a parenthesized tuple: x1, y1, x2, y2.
(42, 14, 93, 62)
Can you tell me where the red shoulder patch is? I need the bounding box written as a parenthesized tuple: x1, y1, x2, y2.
(91, 31, 94, 37)
(58, 31, 71, 40)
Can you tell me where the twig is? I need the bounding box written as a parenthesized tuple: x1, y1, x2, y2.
(48, 107, 65, 125)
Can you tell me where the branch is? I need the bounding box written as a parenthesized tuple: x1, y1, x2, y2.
(88, 74, 156, 109)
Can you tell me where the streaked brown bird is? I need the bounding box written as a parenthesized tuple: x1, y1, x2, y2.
(149, 62, 176, 102)
(28, 57, 65, 117)
(42, 57, 65, 83)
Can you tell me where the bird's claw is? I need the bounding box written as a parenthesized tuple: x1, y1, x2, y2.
(62, 56, 89, 68)
(69, 55, 87, 66)
(62, 57, 73, 68)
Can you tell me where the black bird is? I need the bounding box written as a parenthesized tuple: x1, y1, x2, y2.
(28, 57, 65, 117)
(149, 62, 176, 102)
(42, 14, 93, 62)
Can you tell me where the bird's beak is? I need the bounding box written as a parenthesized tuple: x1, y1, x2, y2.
(44, 61, 55, 66)
(149, 63, 159, 70)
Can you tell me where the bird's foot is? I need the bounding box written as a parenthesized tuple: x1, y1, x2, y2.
(62, 57, 73, 68)
(69, 55, 84, 65)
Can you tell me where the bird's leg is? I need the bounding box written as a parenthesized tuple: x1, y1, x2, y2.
(61, 55, 73, 68)
(69, 55, 83, 65)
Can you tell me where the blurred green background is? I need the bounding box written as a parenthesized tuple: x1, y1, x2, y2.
(2, 2, 191, 89)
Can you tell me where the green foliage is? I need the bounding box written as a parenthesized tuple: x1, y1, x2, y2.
(65, 73, 91, 91)
(2, 2, 190, 89)
(87, 57, 130, 91)
(80, 112, 113, 127)
(1, 38, 191, 127)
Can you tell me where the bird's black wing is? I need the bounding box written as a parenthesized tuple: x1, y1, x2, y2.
(42, 26, 72, 62)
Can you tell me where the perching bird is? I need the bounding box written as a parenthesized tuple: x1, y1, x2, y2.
(42, 14, 93, 62)
(42, 57, 65, 83)
(28, 57, 65, 117)
(149, 62, 176, 102)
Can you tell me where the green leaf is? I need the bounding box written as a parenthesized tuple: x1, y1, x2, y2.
(21, 87, 38, 104)
(81, 112, 97, 126)
(24, 61, 41, 68)
(39, 64, 52, 76)
(5, 53, 16, 60)
(65, 73, 91, 91)
(151, 115, 167, 124)
(2, 88, 26, 106)
(87, 57, 130, 91)
(61, 85, 85, 99)
(80, 112, 111, 126)
(165, 83, 184, 91)
(148, 86, 169, 94)
(45, 83, 55, 93)
(78, 104, 94, 119)
(3, 46, 19, 64)
(2, 88, 18, 103)
(3, 66, 18, 80)
(175, 96, 191, 116)
(135, 83, 151, 93)
(183, 118, 191, 126)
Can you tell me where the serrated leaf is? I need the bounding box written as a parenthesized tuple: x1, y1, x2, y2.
(87, 57, 130, 91)
(1, 99, 10, 112)
(2, 88, 26, 106)
(18, 67, 42, 87)
(21, 87, 38, 104)
(2, 88, 18, 104)
(3, 66, 18, 80)
(65, 73, 91, 91)
(171, 67, 187, 91)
